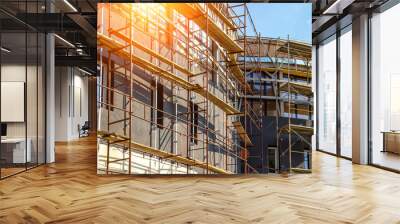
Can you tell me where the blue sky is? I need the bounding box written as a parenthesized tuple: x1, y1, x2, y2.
(246, 3, 312, 43)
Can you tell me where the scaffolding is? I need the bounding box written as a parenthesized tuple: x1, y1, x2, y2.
(239, 36, 313, 173)
(97, 3, 260, 174)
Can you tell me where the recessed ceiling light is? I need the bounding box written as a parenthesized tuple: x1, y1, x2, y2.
(63, 0, 78, 12)
(1, 47, 11, 53)
(323, 0, 355, 15)
(78, 67, 93, 76)
(54, 34, 75, 48)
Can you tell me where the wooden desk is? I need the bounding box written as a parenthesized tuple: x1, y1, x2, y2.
(382, 131, 400, 154)
(1, 138, 32, 164)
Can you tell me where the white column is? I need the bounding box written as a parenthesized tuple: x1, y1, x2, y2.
(312, 45, 317, 151)
(352, 14, 369, 164)
(46, 32, 55, 163)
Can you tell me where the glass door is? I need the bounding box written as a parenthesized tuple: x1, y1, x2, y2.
(0, 0, 47, 179)
(0, 31, 28, 178)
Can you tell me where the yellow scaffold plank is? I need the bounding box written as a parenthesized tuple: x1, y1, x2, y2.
(208, 3, 237, 30)
(98, 33, 192, 88)
(169, 3, 249, 88)
(291, 167, 312, 173)
(114, 4, 189, 48)
(115, 3, 248, 92)
(109, 28, 192, 77)
(113, 4, 246, 92)
(280, 124, 314, 135)
(169, 3, 243, 53)
(98, 33, 240, 115)
(169, 3, 249, 90)
(225, 54, 253, 93)
(98, 131, 231, 174)
(260, 67, 311, 78)
(277, 41, 312, 59)
(232, 121, 253, 146)
(242, 62, 311, 79)
(279, 82, 313, 96)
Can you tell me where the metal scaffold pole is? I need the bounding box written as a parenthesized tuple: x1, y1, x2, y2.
(258, 32, 265, 173)
(243, 4, 248, 174)
(128, 4, 133, 175)
(186, 11, 191, 174)
(276, 39, 281, 173)
(106, 51, 111, 174)
(287, 35, 292, 171)
(205, 5, 209, 174)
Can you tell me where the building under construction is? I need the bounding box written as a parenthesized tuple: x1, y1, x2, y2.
(96, 3, 312, 174)
(239, 37, 313, 173)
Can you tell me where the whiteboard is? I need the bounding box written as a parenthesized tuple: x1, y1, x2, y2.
(1, 82, 25, 122)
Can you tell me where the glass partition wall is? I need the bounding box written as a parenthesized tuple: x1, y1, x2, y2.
(0, 1, 46, 179)
(370, 3, 400, 171)
(317, 35, 337, 155)
(316, 25, 353, 159)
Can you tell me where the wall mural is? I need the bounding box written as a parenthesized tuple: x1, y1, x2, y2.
(97, 3, 312, 175)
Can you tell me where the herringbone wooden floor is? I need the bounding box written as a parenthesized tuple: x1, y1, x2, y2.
(1, 136, 400, 223)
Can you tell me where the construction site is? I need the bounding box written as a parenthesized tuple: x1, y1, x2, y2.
(96, 3, 313, 174)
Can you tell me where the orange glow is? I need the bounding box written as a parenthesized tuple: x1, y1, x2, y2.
(131, 3, 165, 18)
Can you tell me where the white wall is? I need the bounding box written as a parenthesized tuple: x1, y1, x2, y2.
(55, 67, 69, 141)
(55, 67, 89, 141)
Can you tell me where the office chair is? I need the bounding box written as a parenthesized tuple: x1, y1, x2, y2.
(79, 121, 90, 138)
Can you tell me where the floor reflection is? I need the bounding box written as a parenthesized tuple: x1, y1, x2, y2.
(373, 150, 400, 171)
